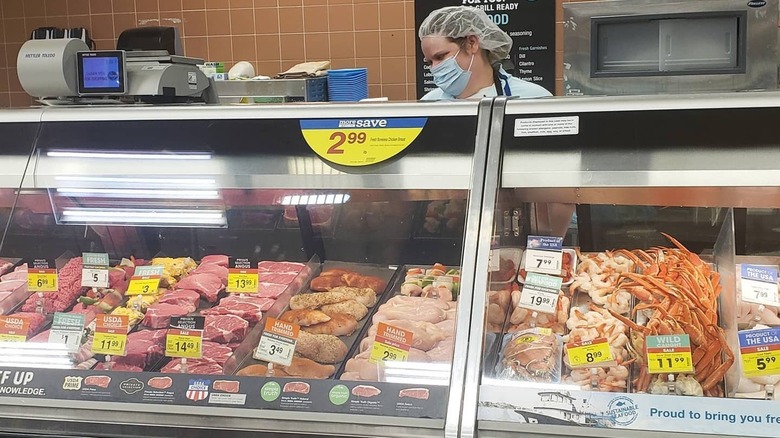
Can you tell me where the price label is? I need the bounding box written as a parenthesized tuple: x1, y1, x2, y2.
(646, 334, 694, 374)
(166, 316, 205, 359)
(92, 314, 128, 356)
(227, 257, 258, 294)
(740, 264, 779, 306)
(518, 272, 561, 314)
(739, 327, 780, 377)
(525, 235, 563, 276)
(300, 118, 427, 167)
(82, 252, 109, 288)
(566, 337, 614, 368)
(28, 268, 58, 292)
(126, 265, 163, 296)
(0, 315, 30, 342)
(48, 312, 85, 353)
(254, 317, 299, 366)
(370, 322, 413, 364)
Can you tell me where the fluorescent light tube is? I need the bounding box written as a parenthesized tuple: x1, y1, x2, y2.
(56, 188, 220, 199)
(47, 151, 212, 160)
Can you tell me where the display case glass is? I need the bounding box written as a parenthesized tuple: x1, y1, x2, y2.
(470, 93, 780, 438)
(0, 101, 489, 438)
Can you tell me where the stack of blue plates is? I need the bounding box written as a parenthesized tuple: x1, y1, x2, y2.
(327, 68, 368, 102)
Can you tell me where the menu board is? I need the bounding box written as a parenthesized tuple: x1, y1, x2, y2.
(414, 0, 555, 98)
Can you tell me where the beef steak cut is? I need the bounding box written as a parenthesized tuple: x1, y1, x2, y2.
(282, 381, 310, 394)
(256, 282, 288, 298)
(175, 273, 223, 303)
(142, 303, 191, 329)
(158, 289, 200, 311)
(161, 358, 223, 375)
(213, 380, 240, 393)
(147, 376, 173, 389)
(200, 296, 271, 324)
(351, 385, 381, 398)
(203, 314, 248, 344)
(398, 388, 430, 400)
(84, 375, 111, 389)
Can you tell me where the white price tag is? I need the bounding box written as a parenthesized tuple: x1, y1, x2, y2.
(48, 312, 85, 353)
(741, 264, 779, 306)
(525, 235, 563, 275)
(518, 272, 562, 314)
(488, 249, 500, 272)
(252, 317, 299, 367)
(82, 252, 110, 288)
(82, 268, 109, 288)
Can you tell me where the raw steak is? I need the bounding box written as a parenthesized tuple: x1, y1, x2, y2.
(21, 257, 84, 313)
(12, 312, 47, 337)
(0, 292, 10, 302)
(257, 282, 288, 298)
(200, 255, 229, 267)
(213, 380, 240, 393)
(203, 315, 248, 344)
(148, 376, 173, 389)
(142, 303, 191, 329)
(161, 358, 223, 375)
(193, 263, 228, 285)
(200, 296, 271, 324)
(175, 273, 222, 303)
(283, 381, 310, 394)
(399, 388, 430, 400)
(84, 375, 111, 388)
(351, 385, 381, 398)
(0, 279, 25, 293)
(257, 261, 305, 273)
(118, 329, 167, 369)
(201, 341, 234, 365)
(258, 272, 298, 285)
(158, 289, 200, 311)
(0, 260, 14, 277)
(94, 362, 143, 373)
(1, 265, 26, 282)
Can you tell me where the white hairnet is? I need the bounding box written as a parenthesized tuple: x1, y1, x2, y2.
(419, 6, 512, 66)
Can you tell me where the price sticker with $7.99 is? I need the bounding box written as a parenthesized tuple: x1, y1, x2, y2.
(524, 235, 563, 276)
(740, 264, 780, 306)
(254, 317, 299, 366)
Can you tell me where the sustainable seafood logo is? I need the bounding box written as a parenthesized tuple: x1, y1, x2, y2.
(606, 396, 638, 426)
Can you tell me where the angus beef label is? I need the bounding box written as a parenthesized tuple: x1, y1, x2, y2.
(414, 0, 555, 98)
(0, 368, 446, 419)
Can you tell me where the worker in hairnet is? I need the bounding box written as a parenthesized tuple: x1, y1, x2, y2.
(419, 6, 552, 100)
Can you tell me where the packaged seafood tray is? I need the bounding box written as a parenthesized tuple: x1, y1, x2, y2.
(488, 248, 522, 285)
(517, 248, 576, 286)
(335, 201, 415, 240)
(226, 260, 396, 380)
(276, 205, 340, 238)
(338, 263, 458, 384)
(226, 207, 282, 231)
(412, 199, 467, 239)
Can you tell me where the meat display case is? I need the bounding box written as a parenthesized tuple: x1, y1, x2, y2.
(0, 100, 492, 438)
(468, 92, 780, 438)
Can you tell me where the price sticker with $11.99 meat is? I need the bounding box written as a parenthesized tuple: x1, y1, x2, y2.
(254, 317, 299, 367)
(92, 314, 129, 356)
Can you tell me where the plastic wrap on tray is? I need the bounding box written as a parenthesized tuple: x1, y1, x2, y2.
(489, 248, 522, 285)
(496, 328, 562, 383)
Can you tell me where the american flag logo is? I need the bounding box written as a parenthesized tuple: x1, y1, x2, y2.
(186, 379, 210, 402)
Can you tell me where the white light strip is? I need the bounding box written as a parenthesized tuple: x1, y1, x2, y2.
(47, 151, 212, 160)
(56, 188, 221, 200)
(279, 193, 351, 206)
(61, 209, 226, 225)
(55, 176, 217, 186)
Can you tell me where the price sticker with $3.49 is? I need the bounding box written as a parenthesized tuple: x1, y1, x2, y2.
(254, 317, 299, 367)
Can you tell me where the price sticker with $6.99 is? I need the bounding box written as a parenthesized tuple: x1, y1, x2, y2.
(254, 317, 299, 367)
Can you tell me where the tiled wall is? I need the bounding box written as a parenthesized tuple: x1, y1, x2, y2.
(0, 0, 579, 107)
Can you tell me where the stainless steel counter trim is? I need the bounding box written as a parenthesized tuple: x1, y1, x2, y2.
(444, 98, 494, 438)
(501, 170, 780, 189)
(504, 91, 780, 115)
(39, 101, 479, 121)
(0, 398, 442, 437)
(458, 97, 509, 438)
(478, 419, 725, 438)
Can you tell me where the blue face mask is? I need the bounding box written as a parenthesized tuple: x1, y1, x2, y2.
(431, 50, 474, 97)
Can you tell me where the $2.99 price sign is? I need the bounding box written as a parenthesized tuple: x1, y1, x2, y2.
(566, 337, 614, 368)
(126, 265, 164, 296)
(300, 118, 427, 167)
(92, 314, 129, 356)
(370, 322, 413, 364)
(254, 317, 299, 367)
(646, 334, 694, 374)
(739, 327, 780, 377)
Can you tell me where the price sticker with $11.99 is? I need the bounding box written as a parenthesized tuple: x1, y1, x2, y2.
(254, 317, 299, 366)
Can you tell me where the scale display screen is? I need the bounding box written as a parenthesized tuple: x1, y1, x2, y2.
(77, 51, 126, 95)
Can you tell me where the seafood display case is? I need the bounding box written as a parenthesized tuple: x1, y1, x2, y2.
(0, 100, 491, 438)
(469, 92, 780, 438)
